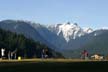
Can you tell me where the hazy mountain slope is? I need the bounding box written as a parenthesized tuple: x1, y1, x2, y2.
(0, 20, 57, 50)
(0, 20, 44, 41)
(0, 20, 107, 58)
(81, 30, 108, 55)
(31, 23, 67, 51)
(47, 22, 93, 50)
(61, 30, 108, 58)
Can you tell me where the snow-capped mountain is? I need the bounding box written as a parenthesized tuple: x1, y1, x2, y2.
(0, 20, 107, 58)
(47, 22, 92, 42)
(0, 20, 94, 50)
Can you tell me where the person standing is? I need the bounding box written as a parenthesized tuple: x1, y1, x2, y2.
(41, 48, 48, 59)
(8, 51, 11, 60)
(1, 48, 5, 59)
(81, 50, 89, 60)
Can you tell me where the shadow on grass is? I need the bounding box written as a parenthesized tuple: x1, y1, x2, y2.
(0, 61, 107, 72)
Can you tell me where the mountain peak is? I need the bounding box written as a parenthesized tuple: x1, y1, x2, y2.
(83, 28, 93, 33)
(47, 22, 86, 42)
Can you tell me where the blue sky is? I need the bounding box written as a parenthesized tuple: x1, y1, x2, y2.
(0, 0, 108, 29)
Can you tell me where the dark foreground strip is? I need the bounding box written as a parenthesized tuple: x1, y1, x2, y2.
(0, 61, 107, 72)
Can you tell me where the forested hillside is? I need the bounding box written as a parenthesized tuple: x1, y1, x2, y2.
(0, 28, 63, 58)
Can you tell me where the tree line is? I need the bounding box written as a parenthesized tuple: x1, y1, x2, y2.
(0, 28, 62, 59)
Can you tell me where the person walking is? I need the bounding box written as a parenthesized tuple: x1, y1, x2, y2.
(81, 50, 89, 60)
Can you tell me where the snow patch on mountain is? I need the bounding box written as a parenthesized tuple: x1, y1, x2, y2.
(57, 23, 82, 41)
(101, 27, 108, 30)
(83, 28, 93, 33)
(47, 22, 92, 42)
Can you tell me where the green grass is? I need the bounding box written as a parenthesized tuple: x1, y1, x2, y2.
(0, 59, 107, 72)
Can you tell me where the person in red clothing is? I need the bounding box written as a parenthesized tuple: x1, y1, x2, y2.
(81, 50, 89, 60)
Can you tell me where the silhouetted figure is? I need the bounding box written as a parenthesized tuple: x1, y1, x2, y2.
(8, 51, 11, 60)
(9, 49, 17, 59)
(41, 48, 48, 59)
(81, 50, 89, 60)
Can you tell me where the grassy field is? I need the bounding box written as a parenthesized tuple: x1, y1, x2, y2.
(0, 59, 107, 72)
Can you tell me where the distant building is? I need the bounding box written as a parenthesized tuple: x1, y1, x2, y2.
(91, 54, 104, 60)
